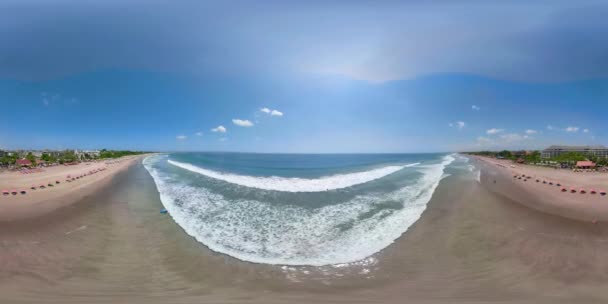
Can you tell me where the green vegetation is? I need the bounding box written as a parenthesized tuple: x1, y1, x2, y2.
(0, 154, 17, 165)
(1, 149, 147, 167)
(549, 152, 587, 164)
(25, 152, 37, 166)
(99, 149, 145, 159)
(524, 151, 541, 163)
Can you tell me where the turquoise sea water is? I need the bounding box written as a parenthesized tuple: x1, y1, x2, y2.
(144, 153, 464, 266)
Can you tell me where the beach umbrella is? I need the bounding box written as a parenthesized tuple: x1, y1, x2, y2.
(556, 183, 561, 187)
(561, 187, 567, 192)
(536, 179, 540, 182)
(549, 181, 554, 185)
(580, 188, 586, 194)
(56, 180, 60, 184)
(39, 184, 45, 188)
(20, 190, 26, 194)
(571, 188, 577, 193)
(31, 185, 36, 190)
(48, 183, 53, 187)
(2, 190, 8, 195)
(11, 189, 17, 195)
(590, 189, 597, 194)
(600, 190, 606, 196)
(542, 180, 547, 184)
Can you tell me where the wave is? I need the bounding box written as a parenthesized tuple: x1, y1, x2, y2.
(167, 159, 419, 192)
(143, 154, 455, 266)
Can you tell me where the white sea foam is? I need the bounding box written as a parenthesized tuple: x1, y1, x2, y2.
(144, 154, 455, 266)
(167, 159, 419, 192)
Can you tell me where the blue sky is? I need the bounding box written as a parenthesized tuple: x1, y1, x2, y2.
(1, 1, 607, 153)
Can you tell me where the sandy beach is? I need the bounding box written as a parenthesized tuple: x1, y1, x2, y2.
(471, 156, 608, 222)
(0, 155, 146, 221)
(2, 155, 608, 303)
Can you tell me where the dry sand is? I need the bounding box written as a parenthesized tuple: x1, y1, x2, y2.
(0, 155, 146, 221)
(471, 156, 608, 222)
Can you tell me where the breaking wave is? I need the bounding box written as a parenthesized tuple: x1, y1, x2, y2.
(168, 159, 418, 192)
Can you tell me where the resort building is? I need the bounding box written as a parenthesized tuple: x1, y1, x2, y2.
(541, 145, 608, 159)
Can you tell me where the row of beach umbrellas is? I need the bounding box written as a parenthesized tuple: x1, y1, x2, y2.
(513, 174, 607, 196)
(2, 167, 107, 197)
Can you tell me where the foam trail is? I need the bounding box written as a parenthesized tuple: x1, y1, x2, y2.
(168, 160, 418, 192)
(144, 154, 455, 266)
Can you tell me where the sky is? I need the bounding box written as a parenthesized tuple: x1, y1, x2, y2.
(1, 0, 607, 153)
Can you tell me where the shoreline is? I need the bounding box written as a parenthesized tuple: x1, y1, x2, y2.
(0, 155, 149, 222)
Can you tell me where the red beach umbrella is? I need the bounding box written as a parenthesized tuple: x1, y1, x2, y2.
(571, 188, 577, 193)
(11, 189, 17, 195)
(2, 190, 9, 195)
(31, 185, 36, 190)
(580, 188, 586, 194)
(600, 190, 606, 196)
(590, 189, 597, 194)
(561, 187, 567, 192)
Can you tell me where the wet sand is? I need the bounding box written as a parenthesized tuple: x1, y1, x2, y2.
(2, 158, 608, 303)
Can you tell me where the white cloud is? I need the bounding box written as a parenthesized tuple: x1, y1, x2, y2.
(232, 119, 254, 127)
(449, 121, 465, 130)
(525, 129, 537, 134)
(211, 125, 227, 133)
(195, 131, 203, 136)
(176, 135, 187, 140)
(565, 126, 579, 133)
(583, 128, 590, 133)
(486, 128, 504, 135)
(260, 107, 284, 117)
(472, 105, 480, 111)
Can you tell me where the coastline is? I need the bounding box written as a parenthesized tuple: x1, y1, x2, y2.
(3, 154, 608, 302)
(0, 155, 148, 222)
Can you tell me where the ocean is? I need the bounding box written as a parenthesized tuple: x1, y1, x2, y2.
(144, 152, 464, 266)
